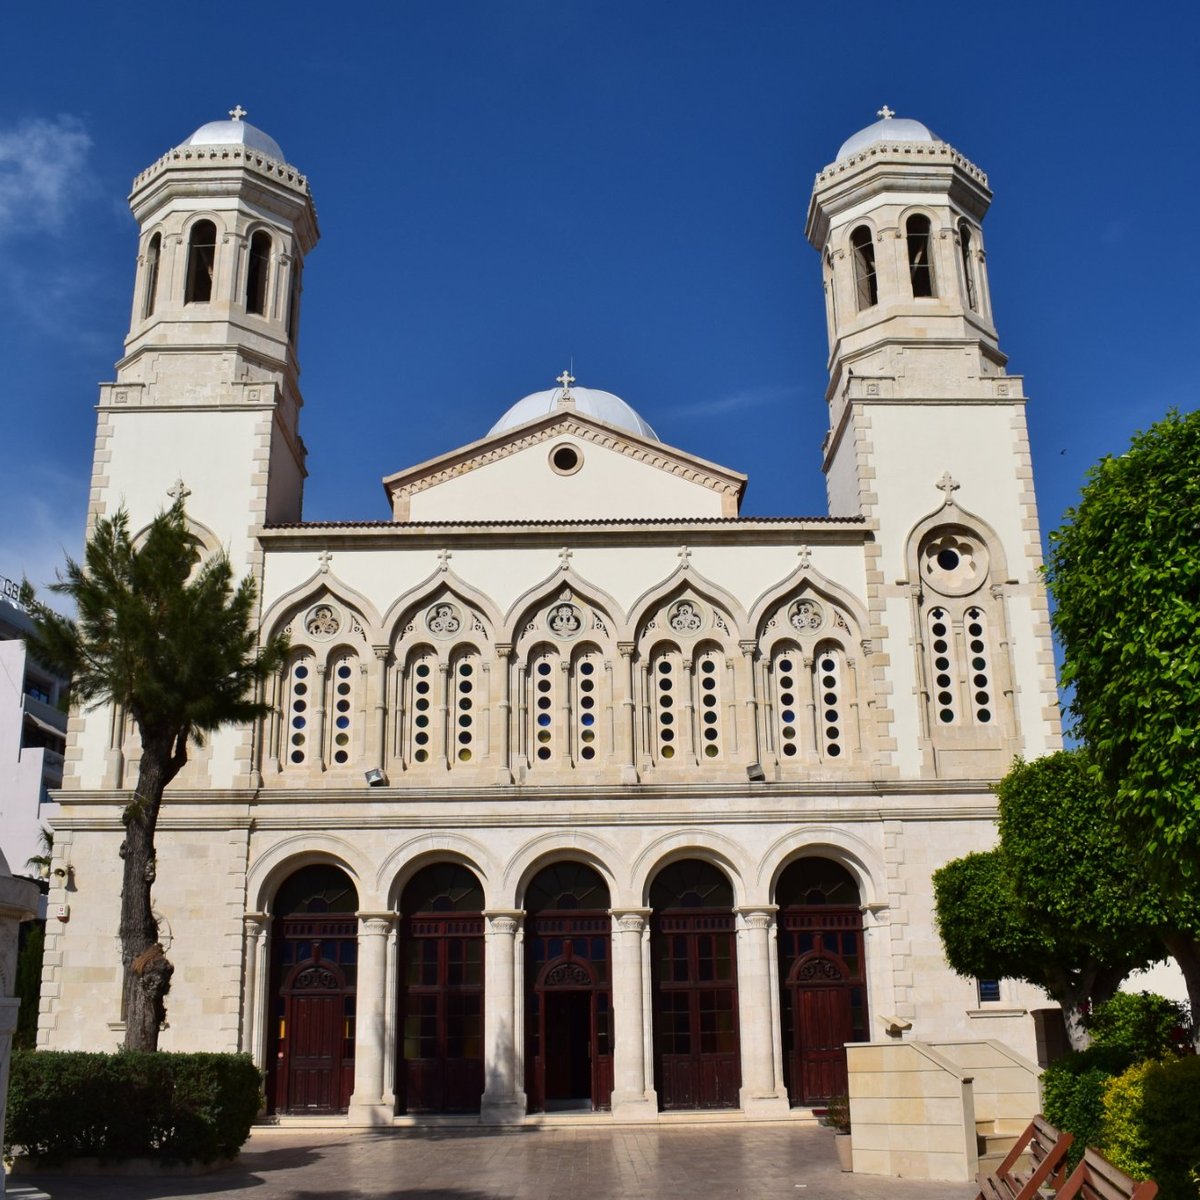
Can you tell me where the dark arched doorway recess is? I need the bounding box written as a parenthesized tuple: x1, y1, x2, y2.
(650, 859, 740, 1110)
(776, 857, 868, 1105)
(524, 861, 613, 1112)
(267, 863, 359, 1115)
(397, 862, 485, 1113)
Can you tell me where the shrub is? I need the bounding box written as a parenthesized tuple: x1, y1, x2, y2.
(5, 1051, 262, 1165)
(1103, 1056, 1200, 1200)
(1086, 992, 1191, 1061)
(1041, 1045, 1135, 1167)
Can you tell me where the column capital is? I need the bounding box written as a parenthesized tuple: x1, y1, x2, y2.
(243, 912, 269, 934)
(610, 908, 652, 933)
(736, 905, 778, 930)
(484, 910, 523, 935)
(356, 912, 396, 936)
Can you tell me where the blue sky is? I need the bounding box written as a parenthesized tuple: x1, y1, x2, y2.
(1, 1, 1196, 594)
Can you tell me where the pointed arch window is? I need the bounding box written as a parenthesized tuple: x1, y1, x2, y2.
(405, 648, 440, 766)
(695, 646, 725, 760)
(529, 646, 560, 764)
(284, 652, 313, 766)
(451, 649, 480, 764)
(246, 230, 271, 315)
(814, 643, 846, 759)
(650, 648, 682, 763)
(906, 215, 935, 298)
(928, 607, 960, 725)
(572, 646, 603, 763)
(184, 219, 217, 304)
(850, 225, 877, 310)
(958, 220, 978, 311)
(327, 651, 358, 766)
(772, 646, 802, 760)
(142, 233, 161, 318)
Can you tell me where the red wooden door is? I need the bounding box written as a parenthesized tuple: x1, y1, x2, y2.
(399, 915, 485, 1113)
(796, 973, 854, 1103)
(651, 915, 741, 1109)
(280, 959, 351, 1114)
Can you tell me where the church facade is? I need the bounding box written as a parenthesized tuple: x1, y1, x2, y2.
(39, 110, 1061, 1123)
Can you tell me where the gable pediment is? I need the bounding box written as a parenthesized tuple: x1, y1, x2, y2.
(382, 410, 745, 522)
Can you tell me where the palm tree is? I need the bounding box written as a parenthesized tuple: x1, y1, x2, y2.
(23, 501, 285, 1050)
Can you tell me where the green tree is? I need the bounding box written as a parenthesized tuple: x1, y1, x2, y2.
(934, 752, 1164, 1048)
(1045, 408, 1200, 1021)
(23, 502, 285, 1051)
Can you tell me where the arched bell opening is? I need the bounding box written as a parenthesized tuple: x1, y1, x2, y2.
(775, 857, 868, 1105)
(649, 858, 741, 1110)
(397, 862, 485, 1113)
(266, 863, 359, 1115)
(523, 861, 613, 1112)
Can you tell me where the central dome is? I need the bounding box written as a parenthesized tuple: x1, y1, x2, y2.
(488, 385, 660, 442)
(181, 115, 285, 163)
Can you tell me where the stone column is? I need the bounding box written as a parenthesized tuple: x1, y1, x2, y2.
(735, 906, 789, 1117)
(240, 913, 270, 1065)
(609, 909, 656, 1119)
(349, 913, 395, 1124)
(495, 644, 513, 783)
(739, 640, 761, 768)
(481, 911, 526, 1123)
(618, 643, 638, 784)
(371, 646, 390, 773)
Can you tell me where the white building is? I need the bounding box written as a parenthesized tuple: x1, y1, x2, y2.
(39, 109, 1061, 1123)
(0, 585, 67, 884)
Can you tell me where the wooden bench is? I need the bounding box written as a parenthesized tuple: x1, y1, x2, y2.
(975, 1114, 1074, 1200)
(1057, 1147, 1158, 1200)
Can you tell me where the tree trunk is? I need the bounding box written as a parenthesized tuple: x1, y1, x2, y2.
(120, 730, 186, 1051)
(1162, 931, 1200, 1051)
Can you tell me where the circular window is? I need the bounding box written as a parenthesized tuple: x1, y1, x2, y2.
(549, 443, 583, 476)
(919, 526, 988, 596)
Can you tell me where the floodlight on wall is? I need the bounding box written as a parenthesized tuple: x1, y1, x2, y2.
(746, 762, 766, 783)
(364, 768, 388, 788)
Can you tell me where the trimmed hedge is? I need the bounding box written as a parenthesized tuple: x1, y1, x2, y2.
(1085, 992, 1191, 1061)
(5, 1051, 262, 1165)
(1041, 1045, 1135, 1168)
(1102, 1056, 1200, 1200)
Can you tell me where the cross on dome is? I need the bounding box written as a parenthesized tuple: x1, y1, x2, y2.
(556, 369, 575, 394)
(167, 478, 191, 503)
(229, 105, 248, 122)
(877, 105, 895, 120)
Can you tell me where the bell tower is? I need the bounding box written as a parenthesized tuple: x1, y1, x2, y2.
(71, 110, 319, 792)
(92, 108, 319, 562)
(806, 110, 1060, 775)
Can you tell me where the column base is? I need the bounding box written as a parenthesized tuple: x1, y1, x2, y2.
(347, 1099, 394, 1126)
(610, 1090, 659, 1121)
(480, 1093, 527, 1125)
(738, 1089, 791, 1119)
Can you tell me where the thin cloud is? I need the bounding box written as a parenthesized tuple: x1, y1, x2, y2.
(0, 474, 88, 614)
(0, 115, 92, 238)
(662, 382, 801, 420)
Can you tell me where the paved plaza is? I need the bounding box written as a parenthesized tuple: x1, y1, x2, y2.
(10, 1123, 978, 1200)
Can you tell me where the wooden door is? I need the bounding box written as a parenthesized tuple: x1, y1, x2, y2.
(651, 916, 741, 1109)
(280, 959, 351, 1114)
(796, 974, 853, 1103)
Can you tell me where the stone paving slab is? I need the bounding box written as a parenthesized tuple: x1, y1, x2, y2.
(14, 1124, 979, 1200)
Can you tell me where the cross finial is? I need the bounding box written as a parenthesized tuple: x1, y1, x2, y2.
(677, 544, 692, 569)
(167, 478, 191, 503)
(877, 105, 895, 120)
(436, 548, 453, 572)
(317, 549, 333, 574)
(558, 546, 573, 572)
(936, 471, 960, 504)
(797, 544, 812, 570)
(556, 369, 575, 394)
(229, 104, 248, 122)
